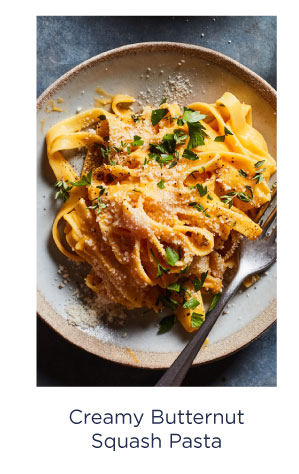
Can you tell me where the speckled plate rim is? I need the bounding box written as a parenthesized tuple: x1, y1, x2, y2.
(37, 42, 277, 370)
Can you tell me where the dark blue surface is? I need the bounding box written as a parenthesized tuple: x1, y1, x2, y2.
(37, 16, 276, 387)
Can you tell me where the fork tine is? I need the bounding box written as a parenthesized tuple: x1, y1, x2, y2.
(268, 226, 277, 245)
(254, 187, 277, 224)
(261, 206, 277, 233)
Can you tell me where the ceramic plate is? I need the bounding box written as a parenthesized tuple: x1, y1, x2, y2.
(37, 42, 276, 369)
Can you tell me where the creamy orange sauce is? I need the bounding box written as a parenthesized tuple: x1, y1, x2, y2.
(41, 118, 46, 134)
(45, 99, 63, 113)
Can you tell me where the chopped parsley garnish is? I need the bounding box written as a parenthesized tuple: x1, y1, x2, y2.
(70, 171, 92, 187)
(167, 282, 181, 292)
(182, 149, 199, 160)
(173, 129, 187, 145)
(196, 183, 208, 197)
(254, 160, 266, 168)
(151, 108, 168, 126)
(150, 249, 169, 278)
(177, 107, 207, 149)
(181, 264, 190, 274)
(189, 201, 205, 212)
(187, 122, 207, 148)
(239, 169, 248, 178)
(54, 179, 72, 202)
(182, 298, 200, 309)
(189, 202, 210, 217)
(96, 184, 107, 196)
(182, 108, 206, 124)
(168, 160, 178, 169)
(165, 246, 180, 266)
(207, 194, 213, 200)
(159, 154, 174, 165)
(86, 196, 107, 214)
(98, 114, 106, 120)
(208, 293, 221, 312)
(190, 313, 205, 328)
(162, 133, 176, 153)
(193, 271, 208, 291)
(112, 146, 122, 153)
(126, 145, 131, 155)
(157, 294, 179, 311)
(132, 189, 142, 193)
(214, 135, 225, 142)
(215, 126, 233, 141)
(224, 126, 233, 136)
(160, 97, 168, 105)
(157, 179, 165, 189)
(131, 113, 141, 123)
(131, 135, 144, 147)
(157, 314, 177, 334)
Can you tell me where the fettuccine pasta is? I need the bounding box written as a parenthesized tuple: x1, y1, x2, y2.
(46, 92, 276, 332)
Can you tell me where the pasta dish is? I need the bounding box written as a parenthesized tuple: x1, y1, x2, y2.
(46, 92, 276, 333)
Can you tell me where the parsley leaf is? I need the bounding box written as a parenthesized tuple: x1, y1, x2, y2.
(190, 313, 205, 328)
(162, 133, 176, 153)
(168, 160, 178, 169)
(174, 129, 187, 145)
(181, 264, 190, 274)
(182, 149, 199, 160)
(189, 201, 205, 212)
(70, 170, 92, 187)
(131, 113, 141, 123)
(193, 271, 208, 291)
(214, 135, 225, 142)
(159, 154, 174, 165)
(151, 108, 168, 126)
(224, 126, 233, 136)
(157, 179, 165, 189)
(157, 314, 176, 334)
(150, 249, 169, 278)
(167, 282, 181, 292)
(131, 135, 144, 147)
(157, 295, 179, 311)
(98, 114, 106, 120)
(208, 293, 221, 312)
(165, 246, 179, 266)
(187, 122, 206, 148)
(182, 298, 200, 309)
(160, 97, 168, 105)
(196, 183, 208, 197)
(182, 107, 206, 123)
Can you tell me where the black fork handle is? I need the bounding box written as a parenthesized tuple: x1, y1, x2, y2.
(155, 276, 242, 387)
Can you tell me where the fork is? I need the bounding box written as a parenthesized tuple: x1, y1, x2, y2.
(155, 197, 277, 387)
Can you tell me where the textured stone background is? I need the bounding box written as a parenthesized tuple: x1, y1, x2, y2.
(37, 16, 277, 387)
